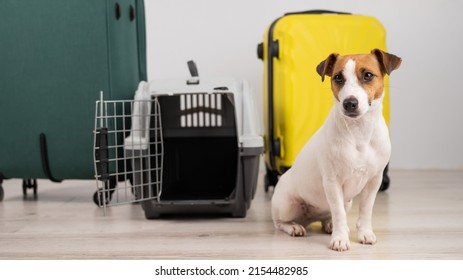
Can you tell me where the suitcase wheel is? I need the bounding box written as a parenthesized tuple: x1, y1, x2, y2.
(22, 179, 38, 199)
(93, 177, 117, 207)
(379, 172, 390, 191)
(264, 169, 279, 192)
(379, 164, 390, 192)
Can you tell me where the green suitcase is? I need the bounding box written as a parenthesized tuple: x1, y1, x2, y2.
(0, 0, 147, 200)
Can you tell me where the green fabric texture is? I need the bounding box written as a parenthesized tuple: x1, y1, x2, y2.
(0, 0, 146, 180)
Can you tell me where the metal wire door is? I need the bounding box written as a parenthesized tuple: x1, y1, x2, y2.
(93, 93, 163, 211)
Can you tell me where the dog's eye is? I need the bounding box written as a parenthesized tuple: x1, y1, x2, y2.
(333, 73, 344, 85)
(363, 72, 375, 82)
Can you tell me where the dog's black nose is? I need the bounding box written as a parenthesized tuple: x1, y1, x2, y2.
(343, 97, 358, 113)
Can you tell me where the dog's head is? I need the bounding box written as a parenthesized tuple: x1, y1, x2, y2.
(316, 49, 401, 118)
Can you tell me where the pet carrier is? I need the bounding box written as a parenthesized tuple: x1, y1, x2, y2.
(94, 72, 263, 218)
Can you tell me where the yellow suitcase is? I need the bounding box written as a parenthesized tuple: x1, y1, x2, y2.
(257, 10, 391, 191)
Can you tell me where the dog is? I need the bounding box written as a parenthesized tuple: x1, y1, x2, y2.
(271, 49, 401, 251)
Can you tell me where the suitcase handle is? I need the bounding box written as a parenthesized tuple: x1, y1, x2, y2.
(115, 2, 137, 22)
(285, 10, 351, 16)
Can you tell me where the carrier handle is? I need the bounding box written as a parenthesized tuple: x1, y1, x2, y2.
(187, 60, 200, 85)
(285, 10, 351, 16)
(187, 60, 199, 77)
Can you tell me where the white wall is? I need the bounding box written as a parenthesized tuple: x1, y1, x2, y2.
(145, 0, 463, 170)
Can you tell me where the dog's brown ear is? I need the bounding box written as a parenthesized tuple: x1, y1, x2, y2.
(371, 49, 402, 76)
(316, 53, 338, 82)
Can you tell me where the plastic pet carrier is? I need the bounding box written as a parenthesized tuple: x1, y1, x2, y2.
(93, 73, 263, 218)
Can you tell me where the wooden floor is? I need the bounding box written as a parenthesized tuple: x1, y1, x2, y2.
(1, 169, 462, 260)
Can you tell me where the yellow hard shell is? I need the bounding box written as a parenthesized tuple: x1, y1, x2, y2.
(263, 14, 390, 174)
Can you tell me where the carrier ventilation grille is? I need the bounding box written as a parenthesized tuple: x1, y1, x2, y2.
(179, 93, 223, 128)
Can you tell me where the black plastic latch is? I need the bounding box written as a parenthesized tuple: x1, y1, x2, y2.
(94, 128, 109, 181)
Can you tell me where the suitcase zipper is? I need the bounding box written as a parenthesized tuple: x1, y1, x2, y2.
(39, 133, 62, 183)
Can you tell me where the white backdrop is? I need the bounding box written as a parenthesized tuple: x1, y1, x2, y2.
(145, 0, 463, 170)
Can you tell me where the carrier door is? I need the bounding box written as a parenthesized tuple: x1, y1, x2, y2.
(93, 96, 163, 209)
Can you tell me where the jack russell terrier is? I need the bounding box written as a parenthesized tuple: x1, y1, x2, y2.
(271, 49, 402, 251)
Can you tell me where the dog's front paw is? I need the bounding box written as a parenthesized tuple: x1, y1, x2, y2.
(329, 234, 350, 252)
(288, 223, 307, 237)
(357, 228, 377, 245)
(277, 222, 307, 237)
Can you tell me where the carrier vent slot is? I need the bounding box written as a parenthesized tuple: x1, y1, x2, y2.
(180, 93, 223, 128)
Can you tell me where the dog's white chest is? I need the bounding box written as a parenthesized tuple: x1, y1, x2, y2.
(351, 164, 370, 184)
(342, 166, 371, 200)
(337, 142, 381, 199)
(353, 165, 368, 175)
